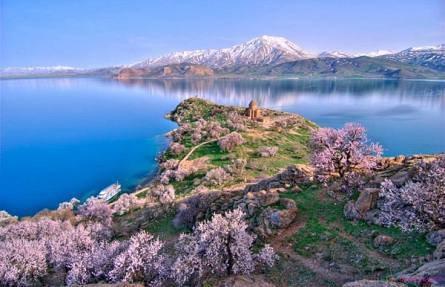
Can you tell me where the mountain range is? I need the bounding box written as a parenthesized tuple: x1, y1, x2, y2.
(1, 36, 444, 79)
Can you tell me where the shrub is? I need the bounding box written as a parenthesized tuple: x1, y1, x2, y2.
(171, 209, 276, 285)
(170, 143, 185, 155)
(108, 231, 167, 285)
(113, 193, 138, 215)
(0, 238, 48, 287)
(218, 132, 245, 152)
(377, 155, 445, 232)
(258, 146, 279, 157)
(77, 198, 113, 226)
(204, 167, 231, 186)
(152, 184, 175, 204)
(310, 123, 382, 190)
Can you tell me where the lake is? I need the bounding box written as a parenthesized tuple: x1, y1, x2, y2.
(1, 78, 444, 216)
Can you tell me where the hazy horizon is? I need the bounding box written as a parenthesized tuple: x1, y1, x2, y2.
(1, 0, 444, 68)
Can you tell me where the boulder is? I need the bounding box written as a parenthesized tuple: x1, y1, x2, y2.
(397, 259, 445, 287)
(433, 240, 445, 260)
(256, 190, 280, 207)
(343, 280, 405, 287)
(344, 201, 361, 220)
(355, 188, 380, 215)
(427, 229, 445, 246)
(373, 235, 395, 247)
(268, 208, 297, 229)
(280, 198, 296, 209)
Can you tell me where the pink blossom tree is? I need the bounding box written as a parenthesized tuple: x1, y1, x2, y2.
(171, 209, 276, 285)
(204, 167, 231, 186)
(218, 132, 245, 152)
(0, 238, 48, 287)
(108, 231, 167, 286)
(310, 123, 382, 189)
(77, 198, 113, 226)
(378, 155, 445, 232)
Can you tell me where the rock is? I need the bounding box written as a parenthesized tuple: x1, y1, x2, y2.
(373, 235, 395, 247)
(0, 210, 18, 227)
(427, 229, 445, 246)
(245, 192, 255, 200)
(268, 208, 297, 228)
(355, 188, 380, 215)
(218, 275, 276, 287)
(270, 187, 286, 193)
(280, 198, 296, 209)
(394, 155, 406, 164)
(344, 201, 361, 220)
(397, 258, 445, 287)
(291, 185, 303, 193)
(343, 280, 405, 287)
(390, 171, 410, 187)
(256, 190, 280, 206)
(433, 240, 445, 260)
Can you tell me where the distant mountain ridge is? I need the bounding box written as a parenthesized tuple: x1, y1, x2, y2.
(1, 36, 444, 79)
(133, 35, 314, 69)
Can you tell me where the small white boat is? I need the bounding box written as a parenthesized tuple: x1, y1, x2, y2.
(97, 182, 121, 202)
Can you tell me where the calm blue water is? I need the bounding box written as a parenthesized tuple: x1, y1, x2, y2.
(1, 78, 444, 216)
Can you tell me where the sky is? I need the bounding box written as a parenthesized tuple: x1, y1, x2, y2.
(1, 0, 444, 68)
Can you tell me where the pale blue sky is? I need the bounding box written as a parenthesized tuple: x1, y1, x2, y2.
(1, 0, 444, 68)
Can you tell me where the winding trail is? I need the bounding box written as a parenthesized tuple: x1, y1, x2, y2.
(270, 219, 355, 286)
(177, 138, 219, 170)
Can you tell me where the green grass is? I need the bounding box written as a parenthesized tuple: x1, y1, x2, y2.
(144, 214, 186, 238)
(283, 186, 433, 275)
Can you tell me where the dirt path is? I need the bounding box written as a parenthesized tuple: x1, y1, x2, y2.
(271, 219, 355, 286)
(177, 138, 219, 170)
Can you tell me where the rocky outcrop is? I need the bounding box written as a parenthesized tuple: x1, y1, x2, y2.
(344, 154, 442, 222)
(0, 210, 18, 227)
(433, 241, 445, 260)
(397, 259, 445, 286)
(373, 235, 395, 248)
(116, 68, 147, 80)
(173, 164, 312, 238)
(427, 229, 445, 246)
(344, 188, 379, 220)
(245, 164, 314, 193)
(343, 280, 406, 287)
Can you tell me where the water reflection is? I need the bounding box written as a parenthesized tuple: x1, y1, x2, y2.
(113, 78, 445, 110)
(113, 78, 445, 156)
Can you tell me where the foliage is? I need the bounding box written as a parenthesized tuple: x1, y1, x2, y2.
(152, 184, 175, 204)
(113, 193, 138, 215)
(108, 231, 167, 285)
(170, 142, 185, 155)
(310, 123, 382, 190)
(171, 209, 276, 285)
(218, 132, 245, 152)
(377, 155, 445, 232)
(77, 198, 113, 226)
(204, 167, 231, 186)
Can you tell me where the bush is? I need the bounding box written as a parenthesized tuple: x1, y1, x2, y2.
(204, 167, 231, 186)
(113, 193, 138, 215)
(170, 143, 185, 155)
(377, 155, 445, 232)
(171, 209, 277, 285)
(218, 132, 245, 152)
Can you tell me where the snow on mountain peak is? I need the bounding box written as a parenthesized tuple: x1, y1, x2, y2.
(133, 35, 313, 69)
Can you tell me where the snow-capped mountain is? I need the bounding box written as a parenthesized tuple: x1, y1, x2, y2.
(318, 51, 353, 58)
(355, 50, 394, 57)
(0, 66, 82, 77)
(133, 35, 314, 69)
(381, 44, 445, 71)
